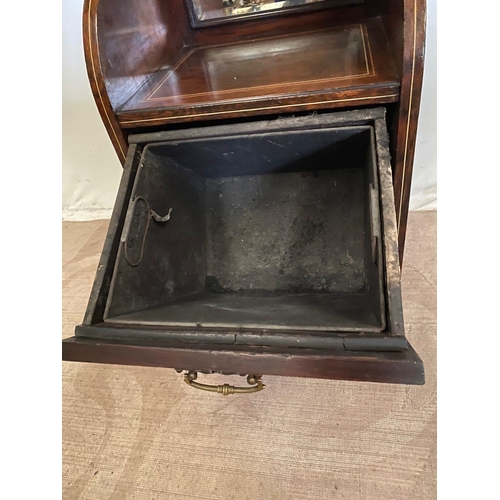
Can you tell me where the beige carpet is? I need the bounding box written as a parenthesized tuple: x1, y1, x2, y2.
(62, 211, 436, 500)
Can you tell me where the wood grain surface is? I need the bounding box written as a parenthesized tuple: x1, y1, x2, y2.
(62, 211, 436, 499)
(117, 17, 400, 128)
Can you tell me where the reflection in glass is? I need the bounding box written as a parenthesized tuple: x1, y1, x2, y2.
(190, 0, 361, 24)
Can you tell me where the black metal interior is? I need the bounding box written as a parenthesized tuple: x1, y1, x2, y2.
(103, 125, 385, 335)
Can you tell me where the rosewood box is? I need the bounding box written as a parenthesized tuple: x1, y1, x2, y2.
(64, 109, 424, 386)
(64, 0, 426, 391)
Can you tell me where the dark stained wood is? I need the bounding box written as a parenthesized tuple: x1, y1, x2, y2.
(118, 86, 399, 128)
(62, 336, 425, 385)
(117, 18, 399, 125)
(375, 0, 427, 265)
(192, 3, 368, 45)
(82, 0, 426, 261)
(83, 0, 194, 162)
(83, 0, 128, 162)
(75, 0, 428, 383)
(96, 0, 193, 110)
(391, 0, 426, 263)
(136, 26, 375, 105)
(378, 0, 404, 78)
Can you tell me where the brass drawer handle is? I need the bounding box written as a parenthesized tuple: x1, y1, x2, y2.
(183, 371, 265, 395)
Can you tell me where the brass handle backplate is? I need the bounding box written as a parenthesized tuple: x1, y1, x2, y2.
(183, 371, 265, 395)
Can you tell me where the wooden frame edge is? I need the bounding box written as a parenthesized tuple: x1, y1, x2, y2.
(83, 0, 128, 164)
(393, 0, 427, 263)
(62, 336, 425, 385)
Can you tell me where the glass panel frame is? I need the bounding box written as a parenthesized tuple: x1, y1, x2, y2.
(185, 0, 364, 28)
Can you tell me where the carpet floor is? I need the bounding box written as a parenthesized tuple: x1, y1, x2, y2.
(62, 211, 436, 500)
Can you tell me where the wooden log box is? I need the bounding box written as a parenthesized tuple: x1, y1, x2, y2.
(65, 0, 426, 390)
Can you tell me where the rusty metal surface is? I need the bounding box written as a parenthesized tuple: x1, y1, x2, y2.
(85, 108, 406, 351)
(104, 148, 207, 319)
(206, 168, 365, 294)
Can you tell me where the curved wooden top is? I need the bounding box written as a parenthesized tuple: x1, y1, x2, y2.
(82, 0, 425, 154)
(82, 0, 426, 267)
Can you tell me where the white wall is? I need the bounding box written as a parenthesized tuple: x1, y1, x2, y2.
(62, 0, 121, 220)
(409, 0, 437, 210)
(62, 0, 437, 219)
